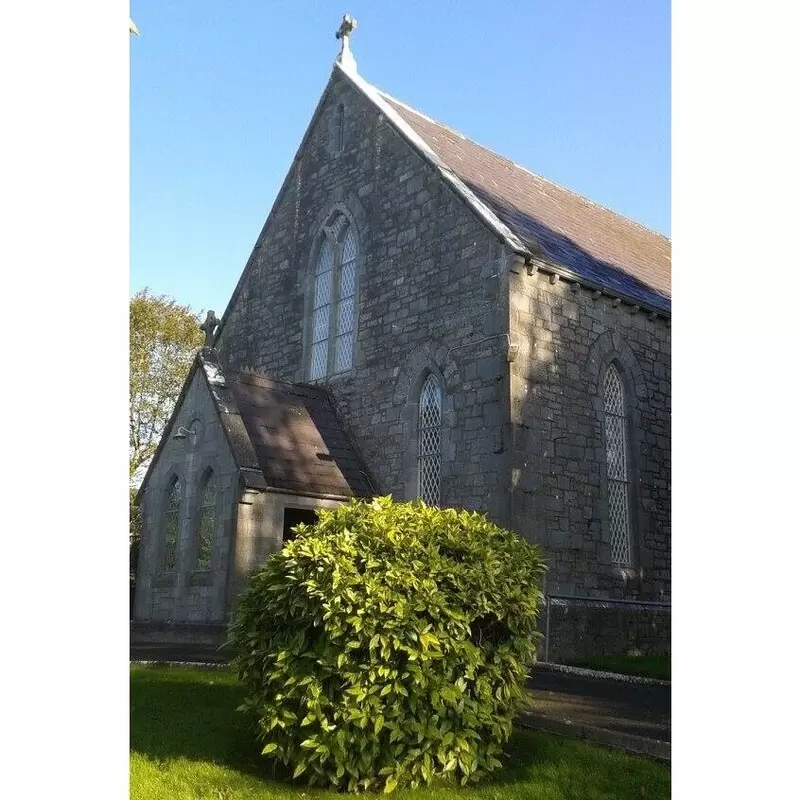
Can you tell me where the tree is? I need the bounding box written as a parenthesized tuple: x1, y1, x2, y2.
(129, 288, 204, 487)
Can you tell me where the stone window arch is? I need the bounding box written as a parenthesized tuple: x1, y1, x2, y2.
(307, 212, 359, 379)
(417, 372, 443, 505)
(194, 468, 216, 571)
(161, 475, 181, 572)
(603, 362, 634, 566)
(395, 344, 459, 505)
(587, 332, 646, 571)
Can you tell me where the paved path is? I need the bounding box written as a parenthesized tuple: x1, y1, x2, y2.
(522, 664, 670, 760)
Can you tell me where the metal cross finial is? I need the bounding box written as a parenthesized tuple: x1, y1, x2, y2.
(335, 14, 358, 73)
(336, 14, 357, 42)
(200, 310, 220, 349)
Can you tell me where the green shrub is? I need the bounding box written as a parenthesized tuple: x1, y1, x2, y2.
(229, 497, 546, 793)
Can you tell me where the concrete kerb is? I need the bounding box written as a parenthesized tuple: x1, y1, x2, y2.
(531, 661, 671, 688)
(517, 709, 671, 763)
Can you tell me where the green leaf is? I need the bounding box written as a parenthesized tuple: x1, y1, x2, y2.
(261, 742, 278, 755)
(293, 763, 307, 779)
(300, 738, 317, 749)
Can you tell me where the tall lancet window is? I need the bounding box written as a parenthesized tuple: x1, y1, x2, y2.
(417, 373, 442, 505)
(162, 476, 181, 572)
(603, 364, 633, 565)
(195, 470, 216, 571)
(309, 214, 358, 379)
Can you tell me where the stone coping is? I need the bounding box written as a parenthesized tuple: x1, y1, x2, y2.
(532, 661, 671, 688)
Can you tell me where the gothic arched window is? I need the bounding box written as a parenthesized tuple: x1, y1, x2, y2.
(417, 373, 442, 505)
(195, 469, 216, 571)
(603, 364, 633, 565)
(162, 476, 181, 572)
(309, 214, 358, 379)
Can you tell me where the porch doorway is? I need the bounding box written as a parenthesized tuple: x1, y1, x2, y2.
(282, 507, 319, 543)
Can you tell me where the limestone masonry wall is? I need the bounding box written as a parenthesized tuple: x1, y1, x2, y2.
(508, 266, 671, 602)
(217, 69, 512, 520)
(135, 369, 240, 625)
(210, 66, 671, 653)
(544, 601, 671, 662)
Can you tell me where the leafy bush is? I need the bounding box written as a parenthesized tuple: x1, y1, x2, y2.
(229, 497, 546, 793)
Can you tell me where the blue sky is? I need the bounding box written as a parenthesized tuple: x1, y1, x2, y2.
(131, 0, 670, 315)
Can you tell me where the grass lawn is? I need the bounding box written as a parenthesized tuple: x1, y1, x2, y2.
(564, 655, 671, 681)
(131, 664, 669, 800)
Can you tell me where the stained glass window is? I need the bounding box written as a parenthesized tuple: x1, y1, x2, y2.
(162, 477, 180, 572)
(309, 237, 333, 380)
(335, 226, 357, 372)
(195, 471, 216, 571)
(417, 373, 442, 505)
(603, 364, 632, 565)
(309, 214, 358, 378)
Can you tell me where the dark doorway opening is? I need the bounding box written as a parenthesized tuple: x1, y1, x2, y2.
(282, 507, 319, 543)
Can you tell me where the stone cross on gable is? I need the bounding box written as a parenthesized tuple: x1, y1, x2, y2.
(335, 14, 358, 73)
(200, 310, 220, 349)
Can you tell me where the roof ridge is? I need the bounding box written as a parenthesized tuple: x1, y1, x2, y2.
(377, 90, 670, 244)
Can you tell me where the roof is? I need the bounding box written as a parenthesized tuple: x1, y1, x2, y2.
(339, 65, 670, 313)
(201, 357, 374, 499)
(136, 352, 374, 503)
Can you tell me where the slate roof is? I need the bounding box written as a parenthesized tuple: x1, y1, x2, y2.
(202, 358, 374, 499)
(379, 94, 671, 312)
(388, 99, 671, 313)
(338, 61, 669, 313)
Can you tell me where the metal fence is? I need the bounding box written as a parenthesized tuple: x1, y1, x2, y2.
(542, 593, 671, 663)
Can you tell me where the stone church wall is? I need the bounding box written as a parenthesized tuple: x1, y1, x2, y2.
(209, 66, 670, 657)
(216, 68, 513, 521)
(228, 491, 343, 605)
(134, 369, 240, 627)
(508, 265, 671, 606)
(134, 363, 347, 643)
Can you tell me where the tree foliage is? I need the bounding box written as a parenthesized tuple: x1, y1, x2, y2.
(229, 497, 547, 794)
(129, 288, 204, 484)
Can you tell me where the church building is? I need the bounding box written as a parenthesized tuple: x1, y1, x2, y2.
(133, 17, 671, 660)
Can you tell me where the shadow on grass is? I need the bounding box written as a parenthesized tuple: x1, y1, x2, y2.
(130, 665, 668, 798)
(130, 666, 274, 782)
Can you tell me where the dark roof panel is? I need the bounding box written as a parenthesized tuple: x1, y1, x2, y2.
(380, 94, 671, 312)
(202, 359, 373, 499)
